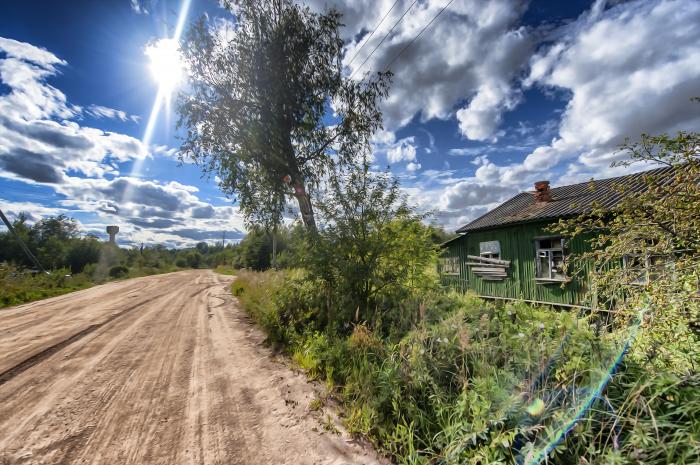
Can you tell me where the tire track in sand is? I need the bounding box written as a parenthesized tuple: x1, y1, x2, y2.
(0, 270, 386, 465)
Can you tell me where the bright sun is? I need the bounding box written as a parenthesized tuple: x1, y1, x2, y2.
(145, 38, 183, 94)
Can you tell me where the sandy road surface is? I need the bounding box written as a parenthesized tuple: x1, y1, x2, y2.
(0, 270, 384, 465)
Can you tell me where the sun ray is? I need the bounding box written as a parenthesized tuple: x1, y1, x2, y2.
(122, 0, 191, 205)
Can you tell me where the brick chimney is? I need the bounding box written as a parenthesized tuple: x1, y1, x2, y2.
(534, 181, 551, 202)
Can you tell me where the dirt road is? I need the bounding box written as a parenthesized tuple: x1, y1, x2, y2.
(0, 270, 384, 465)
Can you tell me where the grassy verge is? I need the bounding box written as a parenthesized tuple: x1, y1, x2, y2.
(231, 269, 700, 465)
(0, 267, 94, 308)
(213, 265, 237, 276)
(0, 263, 186, 309)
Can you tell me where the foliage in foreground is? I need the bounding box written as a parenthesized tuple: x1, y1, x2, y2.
(307, 159, 440, 334)
(232, 269, 699, 465)
(553, 127, 700, 374)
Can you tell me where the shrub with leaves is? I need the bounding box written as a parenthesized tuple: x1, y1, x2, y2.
(0, 263, 92, 308)
(552, 127, 699, 373)
(306, 157, 440, 335)
(233, 270, 700, 465)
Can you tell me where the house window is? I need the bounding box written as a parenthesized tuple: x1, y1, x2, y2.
(535, 237, 566, 281)
(479, 240, 501, 260)
(623, 254, 665, 285)
(440, 256, 459, 275)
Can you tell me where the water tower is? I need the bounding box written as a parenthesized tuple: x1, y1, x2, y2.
(106, 225, 119, 244)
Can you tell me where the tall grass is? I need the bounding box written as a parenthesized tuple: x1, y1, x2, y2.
(213, 265, 237, 275)
(0, 262, 181, 309)
(232, 269, 699, 465)
(0, 264, 92, 308)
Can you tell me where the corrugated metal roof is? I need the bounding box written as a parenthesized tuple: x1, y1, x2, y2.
(456, 166, 677, 233)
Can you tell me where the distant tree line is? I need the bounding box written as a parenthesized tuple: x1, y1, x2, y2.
(0, 214, 236, 278)
(0, 212, 451, 277)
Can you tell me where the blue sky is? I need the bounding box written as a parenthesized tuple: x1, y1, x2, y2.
(1, 0, 699, 247)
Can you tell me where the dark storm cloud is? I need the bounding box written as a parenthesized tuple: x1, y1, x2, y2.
(100, 178, 183, 211)
(0, 148, 63, 183)
(191, 205, 215, 219)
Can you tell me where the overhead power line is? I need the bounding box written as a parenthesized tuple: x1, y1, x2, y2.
(345, 0, 401, 69)
(349, 0, 420, 80)
(382, 0, 455, 72)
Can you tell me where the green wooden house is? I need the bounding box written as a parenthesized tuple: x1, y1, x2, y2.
(439, 167, 674, 308)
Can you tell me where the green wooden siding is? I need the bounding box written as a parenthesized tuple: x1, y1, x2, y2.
(441, 221, 594, 307)
(439, 236, 468, 292)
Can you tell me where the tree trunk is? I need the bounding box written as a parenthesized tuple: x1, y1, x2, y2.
(293, 178, 317, 233)
(284, 132, 317, 234)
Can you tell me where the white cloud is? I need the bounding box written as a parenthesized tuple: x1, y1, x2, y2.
(0, 199, 68, 225)
(440, 180, 517, 210)
(49, 175, 246, 246)
(0, 36, 246, 246)
(448, 147, 484, 157)
(453, 0, 700, 195)
(371, 128, 396, 145)
(406, 161, 421, 172)
(86, 105, 140, 123)
(0, 115, 150, 181)
(455, 81, 519, 141)
(307, 0, 532, 139)
(0, 41, 75, 121)
(386, 137, 417, 163)
(398, 164, 521, 232)
(522, 0, 700, 172)
(0, 37, 65, 69)
(130, 0, 149, 14)
(0, 37, 150, 181)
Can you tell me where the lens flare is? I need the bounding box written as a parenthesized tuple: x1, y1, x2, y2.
(122, 0, 191, 205)
(435, 301, 648, 465)
(145, 38, 183, 95)
(518, 302, 648, 465)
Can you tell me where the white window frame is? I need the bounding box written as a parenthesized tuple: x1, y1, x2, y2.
(479, 241, 501, 261)
(535, 236, 567, 282)
(623, 253, 666, 285)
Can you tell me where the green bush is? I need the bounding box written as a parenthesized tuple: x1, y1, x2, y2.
(182, 251, 201, 268)
(213, 265, 237, 275)
(66, 238, 102, 274)
(108, 265, 129, 278)
(307, 161, 440, 334)
(0, 263, 92, 308)
(231, 269, 700, 465)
